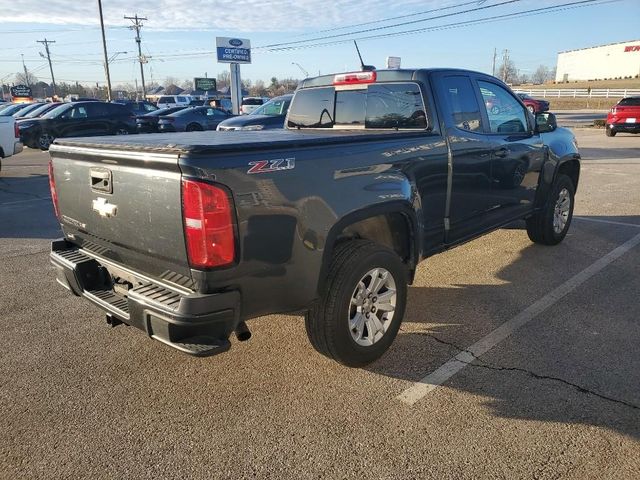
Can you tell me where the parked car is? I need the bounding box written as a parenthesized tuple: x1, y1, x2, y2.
(606, 97, 640, 137)
(157, 106, 232, 132)
(217, 94, 292, 131)
(136, 106, 187, 133)
(112, 100, 158, 116)
(240, 97, 267, 115)
(0, 103, 34, 117)
(156, 95, 191, 109)
(516, 93, 550, 114)
(18, 101, 137, 150)
(12, 102, 46, 118)
(0, 115, 22, 171)
(17, 102, 62, 119)
(48, 67, 580, 366)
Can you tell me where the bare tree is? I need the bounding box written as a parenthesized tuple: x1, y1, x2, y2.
(217, 71, 230, 90)
(180, 79, 194, 91)
(497, 58, 519, 85)
(531, 65, 554, 85)
(15, 69, 38, 86)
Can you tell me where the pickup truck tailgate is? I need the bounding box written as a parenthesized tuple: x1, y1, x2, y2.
(49, 143, 193, 285)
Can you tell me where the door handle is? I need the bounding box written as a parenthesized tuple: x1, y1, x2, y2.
(494, 147, 509, 158)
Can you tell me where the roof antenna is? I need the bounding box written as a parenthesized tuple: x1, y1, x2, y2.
(354, 41, 376, 72)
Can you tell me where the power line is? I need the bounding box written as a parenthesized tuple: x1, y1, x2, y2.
(295, 0, 487, 36)
(124, 14, 148, 98)
(262, 0, 618, 52)
(37, 38, 57, 95)
(258, 0, 521, 49)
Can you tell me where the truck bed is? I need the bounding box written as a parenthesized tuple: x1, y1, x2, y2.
(52, 129, 425, 155)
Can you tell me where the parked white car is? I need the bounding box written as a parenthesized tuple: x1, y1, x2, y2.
(0, 115, 23, 171)
(241, 97, 268, 115)
(156, 95, 191, 109)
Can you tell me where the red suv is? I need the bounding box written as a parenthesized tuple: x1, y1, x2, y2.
(606, 97, 640, 137)
(516, 93, 550, 114)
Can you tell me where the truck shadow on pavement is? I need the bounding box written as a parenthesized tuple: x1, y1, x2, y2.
(0, 174, 60, 239)
(367, 216, 640, 439)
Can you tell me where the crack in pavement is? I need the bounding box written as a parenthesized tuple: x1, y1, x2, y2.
(416, 332, 640, 411)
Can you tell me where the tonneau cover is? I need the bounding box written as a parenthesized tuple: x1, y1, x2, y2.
(51, 129, 423, 155)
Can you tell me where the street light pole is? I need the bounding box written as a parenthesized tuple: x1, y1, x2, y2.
(291, 62, 309, 78)
(98, 0, 113, 101)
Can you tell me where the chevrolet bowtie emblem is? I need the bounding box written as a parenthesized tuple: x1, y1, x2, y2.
(92, 197, 118, 218)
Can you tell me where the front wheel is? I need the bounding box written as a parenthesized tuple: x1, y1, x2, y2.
(527, 105, 535, 114)
(526, 174, 575, 245)
(305, 240, 407, 367)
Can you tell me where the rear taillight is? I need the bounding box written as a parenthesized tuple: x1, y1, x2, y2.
(333, 71, 377, 86)
(48, 160, 60, 219)
(181, 178, 235, 269)
(14, 122, 19, 138)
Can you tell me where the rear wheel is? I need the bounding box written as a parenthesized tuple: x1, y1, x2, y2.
(305, 240, 407, 367)
(526, 174, 575, 245)
(605, 125, 617, 137)
(527, 105, 535, 114)
(115, 127, 129, 135)
(38, 132, 55, 150)
(186, 123, 203, 132)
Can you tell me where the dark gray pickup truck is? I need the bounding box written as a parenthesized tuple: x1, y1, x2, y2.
(48, 68, 580, 366)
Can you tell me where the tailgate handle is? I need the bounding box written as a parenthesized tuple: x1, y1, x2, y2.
(90, 168, 113, 194)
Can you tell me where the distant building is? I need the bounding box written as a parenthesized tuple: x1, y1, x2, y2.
(555, 39, 640, 82)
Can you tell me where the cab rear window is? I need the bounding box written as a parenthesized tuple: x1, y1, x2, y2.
(287, 83, 427, 129)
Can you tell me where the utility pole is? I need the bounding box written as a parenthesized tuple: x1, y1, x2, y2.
(37, 38, 57, 96)
(124, 14, 148, 98)
(21, 54, 30, 87)
(502, 49, 510, 83)
(98, 0, 112, 101)
(491, 48, 497, 77)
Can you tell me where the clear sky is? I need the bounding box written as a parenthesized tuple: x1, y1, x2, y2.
(1, 0, 639, 88)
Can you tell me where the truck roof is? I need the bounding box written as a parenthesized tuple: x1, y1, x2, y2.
(298, 68, 485, 88)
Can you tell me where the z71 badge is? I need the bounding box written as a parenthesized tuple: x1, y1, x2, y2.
(247, 157, 295, 174)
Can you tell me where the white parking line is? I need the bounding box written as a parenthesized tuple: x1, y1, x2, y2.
(397, 231, 640, 406)
(575, 216, 640, 228)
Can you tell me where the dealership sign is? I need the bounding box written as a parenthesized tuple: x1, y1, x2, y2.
(216, 37, 251, 64)
(194, 77, 217, 91)
(624, 45, 640, 52)
(10, 85, 32, 98)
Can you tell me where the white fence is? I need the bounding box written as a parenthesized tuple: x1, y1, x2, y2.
(513, 88, 640, 99)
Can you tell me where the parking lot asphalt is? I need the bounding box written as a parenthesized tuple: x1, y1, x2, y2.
(1, 126, 639, 479)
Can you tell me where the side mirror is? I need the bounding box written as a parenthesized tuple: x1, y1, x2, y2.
(535, 112, 557, 133)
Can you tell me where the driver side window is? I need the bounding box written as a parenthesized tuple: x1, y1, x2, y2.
(478, 81, 528, 134)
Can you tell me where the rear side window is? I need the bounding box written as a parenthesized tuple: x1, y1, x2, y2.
(619, 97, 640, 106)
(441, 76, 483, 132)
(177, 96, 187, 103)
(159, 96, 175, 104)
(242, 98, 264, 106)
(288, 83, 427, 129)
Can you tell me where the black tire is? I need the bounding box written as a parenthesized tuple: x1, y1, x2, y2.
(526, 174, 575, 245)
(605, 125, 616, 137)
(305, 240, 408, 367)
(38, 132, 55, 151)
(186, 123, 203, 132)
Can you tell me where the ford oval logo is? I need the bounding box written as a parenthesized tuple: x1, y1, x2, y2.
(229, 38, 243, 47)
